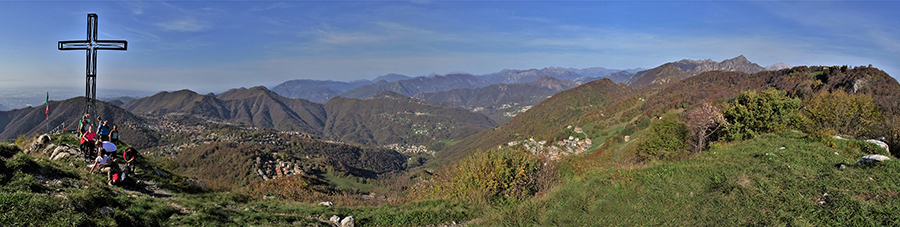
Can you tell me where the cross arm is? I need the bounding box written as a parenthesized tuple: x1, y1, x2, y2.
(58, 40, 90, 50)
(95, 40, 127, 50)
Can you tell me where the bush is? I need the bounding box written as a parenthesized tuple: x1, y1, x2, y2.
(800, 90, 882, 138)
(686, 103, 727, 153)
(637, 117, 689, 161)
(721, 88, 800, 141)
(409, 147, 542, 204)
(0, 143, 20, 158)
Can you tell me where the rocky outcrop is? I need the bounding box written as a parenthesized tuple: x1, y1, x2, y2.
(857, 154, 891, 164)
(865, 139, 890, 154)
(23, 134, 81, 161)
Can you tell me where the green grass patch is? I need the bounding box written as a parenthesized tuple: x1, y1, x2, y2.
(321, 171, 377, 191)
(478, 131, 900, 226)
(440, 139, 460, 146)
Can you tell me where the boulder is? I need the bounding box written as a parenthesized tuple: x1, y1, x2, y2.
(40, 144, 57, 156)
(318, 201, 334, 207)
(341, 216, 355, 227)
(52, 152, 70, 161)
(864, 139, 890, 154)
(37, 134, 52, 145)
(857, 154, 891, 165)
(329, 215, 341, 224)
(99, 206, 115, 217)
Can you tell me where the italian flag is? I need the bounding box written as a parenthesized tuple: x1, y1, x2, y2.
(45, 92, 49, 119)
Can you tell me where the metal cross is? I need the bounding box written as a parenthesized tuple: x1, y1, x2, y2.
(58, 13, 127, 117)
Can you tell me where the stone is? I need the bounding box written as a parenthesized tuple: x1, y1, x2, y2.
(778, 147, 785, 150)
(329, 215, 341, 224)
(99, 206, 115, 217)
(41, 144, 57, 156)
(341, 216, 355, 227)
(152, 168, 169, 178)
(318, 201, 334, 207)
(37, 134, 52, 145)
(838, 164, 846, 170)
(864, 139, 890, 154)
(857, 154, 891, 165)
(52, 152, 70, 161)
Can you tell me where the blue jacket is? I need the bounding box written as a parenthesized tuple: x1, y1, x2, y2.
(98, 125, 110, 136)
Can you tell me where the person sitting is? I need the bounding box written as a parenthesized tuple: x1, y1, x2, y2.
(80, 126, 97, 157)
(89, 150, 113, 184)
(98, 120, 111, 142)
(109, 125, 119, 145)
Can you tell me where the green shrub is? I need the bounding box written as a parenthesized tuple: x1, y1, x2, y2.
(637, 117, 689, 161)
(721, 88, 801, 141)
(410, 147, 541, 204)
(0, 143, 20, 158)
(800, 90, 882, 138)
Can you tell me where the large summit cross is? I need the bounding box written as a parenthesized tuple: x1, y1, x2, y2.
(58, 13, 127, 117)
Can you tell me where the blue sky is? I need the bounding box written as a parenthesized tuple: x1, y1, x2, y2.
(1, 1, 899, 94)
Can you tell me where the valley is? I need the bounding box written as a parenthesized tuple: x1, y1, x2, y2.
(3, 57, 900, 226)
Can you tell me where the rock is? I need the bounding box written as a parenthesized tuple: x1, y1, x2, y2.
(52, 152, 70, 161)
(318, 201, 334, 207)
(864, 139, 890, 154)
(778, 147, 785, 150)
(152, 168, 169, 178)
(38, 134, 52, 145)
(857, 154, 891, 165)
(341, 216, 355, 227)
(833, 135, 847, 140)
(839, 164, 846, 170)
(99, 206, 115, 217)
(41, 144, 57, 156)
(867, 177, 875, 181)
(329, 215, 341, 224)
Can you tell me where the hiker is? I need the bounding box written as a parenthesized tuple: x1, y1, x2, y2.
(109, 125, 119, 145)
(96, 140, 117, 156)
(123, 147, 137, 164)
(78, 114, 90, 135)
(89, 150, 114, 184)
(98, 120, 111, 141)
(80, 126, 97, 157)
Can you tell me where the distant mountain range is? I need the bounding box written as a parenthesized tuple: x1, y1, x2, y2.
(270, 67, 644, 103)
(415, 76, 579, 123)
(120, 86, 495, 148)
(625, 55, 776, 88)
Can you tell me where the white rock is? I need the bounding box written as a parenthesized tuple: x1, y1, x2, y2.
(864, 139, 890, 154)
(329, 215, 341, 224)
(318, 201, 334, 207)
(857, 154, 891, 164)
(52, 152, 70, 161)
(341, 216, 355, 227)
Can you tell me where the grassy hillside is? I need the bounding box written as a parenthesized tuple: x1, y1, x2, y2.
(478, 131, 900, 226)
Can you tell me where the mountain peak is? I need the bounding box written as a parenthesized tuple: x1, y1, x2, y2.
(765, 62, 791, 71)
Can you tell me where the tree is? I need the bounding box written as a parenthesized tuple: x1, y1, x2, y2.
(721, 88, 801, 141)
(686, 102, 727, 153)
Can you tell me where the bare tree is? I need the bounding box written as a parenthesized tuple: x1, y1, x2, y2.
(686, 102, 727, 153)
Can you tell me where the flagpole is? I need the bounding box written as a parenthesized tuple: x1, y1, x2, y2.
(45, 92, 49, 134)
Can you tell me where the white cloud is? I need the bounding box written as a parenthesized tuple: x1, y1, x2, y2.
(157, 17, 208, 32)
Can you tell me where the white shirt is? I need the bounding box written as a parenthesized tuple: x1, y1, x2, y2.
(95, 155, 109, 165)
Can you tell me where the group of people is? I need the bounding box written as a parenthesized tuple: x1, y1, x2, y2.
(78, 114, 119, 156)
(77, 114, 135, 185)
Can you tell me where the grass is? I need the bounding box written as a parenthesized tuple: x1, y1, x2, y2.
(250, 198, 479, 227)
(320, 171, 377, 191)
(477, 131, 900, 226)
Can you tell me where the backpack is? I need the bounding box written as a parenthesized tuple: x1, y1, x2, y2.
(111, 173, 122, 184)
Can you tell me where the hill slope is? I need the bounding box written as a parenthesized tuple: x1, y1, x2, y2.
(415, 76, 579, 123)
(324, 91, 496, 147)
(339, 73, 489, 99)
